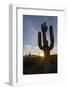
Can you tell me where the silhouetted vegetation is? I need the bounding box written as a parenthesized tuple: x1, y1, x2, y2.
(38, 22, 54, 58)
(23, 55, 57, 75)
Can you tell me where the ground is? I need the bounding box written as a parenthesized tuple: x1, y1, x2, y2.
(23, 55, 57, 75)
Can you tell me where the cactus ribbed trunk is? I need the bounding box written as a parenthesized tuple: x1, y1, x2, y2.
(44, 50, 50, 58)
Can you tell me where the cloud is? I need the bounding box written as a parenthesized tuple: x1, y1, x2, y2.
(24, 44, 32, 49)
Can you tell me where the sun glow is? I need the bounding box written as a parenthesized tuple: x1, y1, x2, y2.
(40, 52, 44, 57)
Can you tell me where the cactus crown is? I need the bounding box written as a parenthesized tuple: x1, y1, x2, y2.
(41, 22, 48, 32)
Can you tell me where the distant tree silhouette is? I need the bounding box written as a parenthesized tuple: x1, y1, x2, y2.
(28, 52, 31, 56)
(38, 22, 54, 58)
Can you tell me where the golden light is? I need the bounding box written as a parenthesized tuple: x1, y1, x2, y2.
(40, 52, 44, 57)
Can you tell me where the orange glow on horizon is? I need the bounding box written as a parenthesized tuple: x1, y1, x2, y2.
(24, 47, 57, 56)
(40, 52, 44, 57)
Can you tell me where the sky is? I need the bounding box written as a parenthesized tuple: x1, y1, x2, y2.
(23, 15, 57, 56)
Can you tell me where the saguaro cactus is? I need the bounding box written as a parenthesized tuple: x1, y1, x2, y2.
(38, 22, 54, 57)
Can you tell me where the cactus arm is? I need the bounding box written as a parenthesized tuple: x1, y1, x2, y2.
(42, 31, 46, 46)
(38, 32, 44, 50)
(49, 25, 54, 50)
(41, 22, 48, 32)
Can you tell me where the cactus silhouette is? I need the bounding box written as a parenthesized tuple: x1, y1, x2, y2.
(38, 22, 54, 57)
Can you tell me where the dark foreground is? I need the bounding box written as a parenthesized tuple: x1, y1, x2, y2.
(23, 55, 57, 75)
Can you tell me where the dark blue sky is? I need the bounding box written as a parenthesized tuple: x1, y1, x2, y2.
(23, 15, 57, 55)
